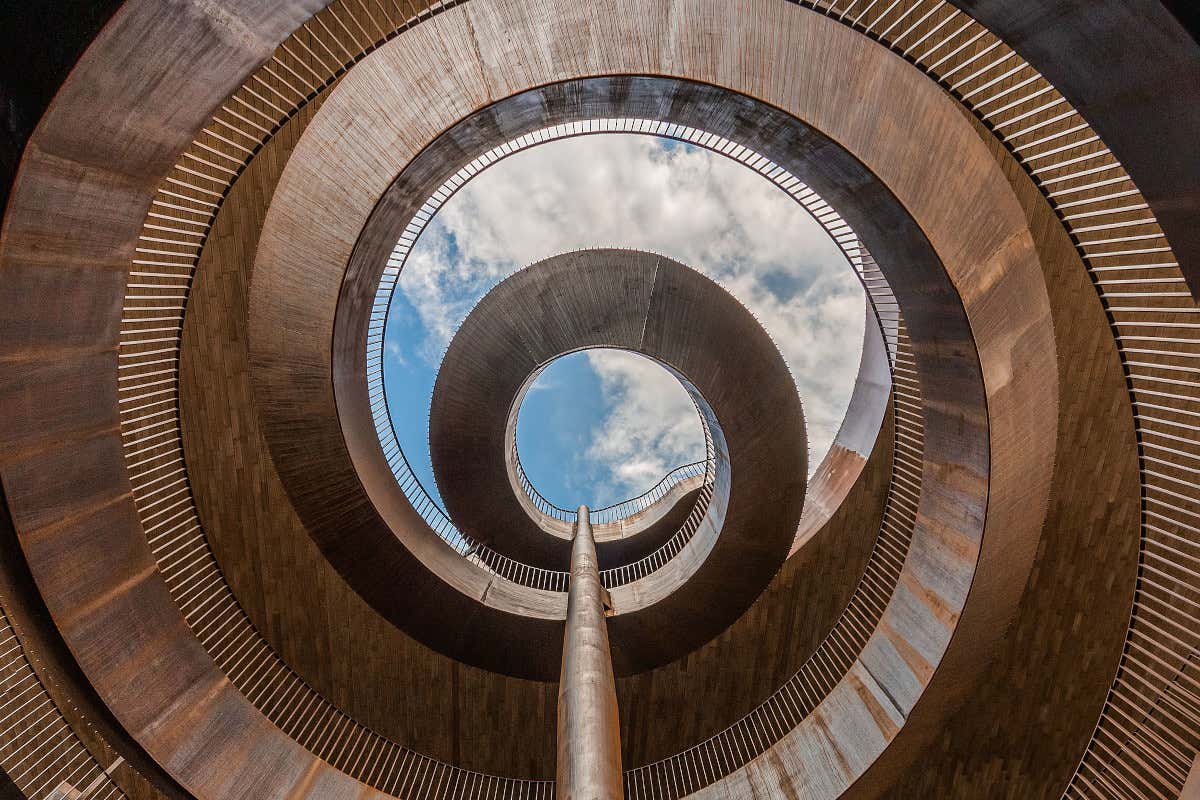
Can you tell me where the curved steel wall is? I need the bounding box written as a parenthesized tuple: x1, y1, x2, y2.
(361, 116, 886, 559)
(359, 118, 899, 594)
(113, 8, 921, 795)
(76, 0, 1198, 797)
(786, 3, 1198, 795)
(622, 327, 923, 798)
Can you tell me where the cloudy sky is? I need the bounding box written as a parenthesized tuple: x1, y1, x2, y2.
(383, 134, 865, 509)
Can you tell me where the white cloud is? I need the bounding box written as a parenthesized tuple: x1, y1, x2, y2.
(584, 350, 706, 499)
(385, 340, 408, 367)
(398, 134, 865, 489)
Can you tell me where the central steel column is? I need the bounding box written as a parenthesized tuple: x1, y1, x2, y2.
(557, 505, 623, 800)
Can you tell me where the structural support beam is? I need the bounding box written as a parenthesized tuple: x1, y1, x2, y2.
(558, 506, 623, 800)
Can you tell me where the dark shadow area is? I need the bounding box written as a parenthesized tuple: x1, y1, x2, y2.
(949, 0, 1200, 296)
(1163, 0, 1200, 39)
(1, 0, 124, 212)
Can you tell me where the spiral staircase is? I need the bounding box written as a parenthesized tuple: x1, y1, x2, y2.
(1, 1, 1199, 797)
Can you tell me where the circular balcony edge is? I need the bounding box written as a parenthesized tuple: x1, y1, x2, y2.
(0, 0, 1065, 796)
(356, 98, 892, 571)
(248, 74, 922, 679)
(426, 248, 803, 614)
(506, 421, 716, 552)
(250, 2, 1055, 787)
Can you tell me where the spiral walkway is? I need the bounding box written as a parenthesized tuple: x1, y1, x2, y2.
(0, 0, 1197, 798)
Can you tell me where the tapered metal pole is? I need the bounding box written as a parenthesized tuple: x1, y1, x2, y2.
(557, 505, 623, 800)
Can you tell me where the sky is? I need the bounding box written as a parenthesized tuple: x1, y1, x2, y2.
(516, 349, 706, 509)
(382, 134, 865, 509)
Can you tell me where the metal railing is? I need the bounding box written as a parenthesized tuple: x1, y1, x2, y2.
(623, 321, 922, 798)
(787, 2, 1200, 797)
(112, 0, 912, 795)
(111, 0, 1200, 796)
(513, 452, 713, 526)
(592, 461, 709, 524)
(113, 2, 554, 796)
(0, 598, 129, 800)
(114, 7, 907, 785)
(599, 412, 719, 588)
(114, 0, 1200, 795)
(370, 383, 574, 591)
(366, 115, 894, 570)
(370, 362, 721, 591)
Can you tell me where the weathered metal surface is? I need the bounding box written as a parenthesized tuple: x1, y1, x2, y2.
(424, 249, 803, 674)
(0, 0, 398, 795)
(250, 61, 965, 684)
(9, 0, 1147, 791)
(949, 0, 1200, 297)
(249, 4, 1054, 792)
(792, 301, 891, 554)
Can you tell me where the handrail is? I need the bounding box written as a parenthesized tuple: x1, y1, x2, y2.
(513, 451, 713, 526)
(112, 8, 917, 792)
(107, 2, 909, 795)
(624, 321, 921, 799)
(366, 116, 897, 583)
(102, 0, 1192, 795)
(599, 406, 718, 588)
(0, 598, 130, 800)
(371, 369, 721, 591)
(592, 461, 709, 523)
(368, 396, 572, 590)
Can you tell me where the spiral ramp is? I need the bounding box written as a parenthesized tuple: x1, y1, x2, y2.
(0, 1, 1198, 798)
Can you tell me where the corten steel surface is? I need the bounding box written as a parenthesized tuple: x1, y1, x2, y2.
(0, 0, 123, 212)
(0, 0, 400, 796)
(429, 260, 737, 572)
(250, 77, 899, 679)
(247, 49, 1007, 681)
(862, 108, 1142, 800)
(0, 1, 1046, 800)
(325, 76, 869, 575)
(0, 485, 184, 799)
(178, 100, 561, 778)
(174, 88, 898, 775)
(174, 109, 895, 773)
(791, 302, 891, 554)
(107, 0, 1195, 787)
(947, 0, 1200, 297)
(251, 3, 1054, 794)
(424, 249, 802, 675)
(9, 0, 1180, 796)
(557, 508, 624, 800)
(173, 82, 892, 778)
(615, 406, 896, 771)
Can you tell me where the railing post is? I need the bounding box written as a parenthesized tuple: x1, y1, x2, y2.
(557, 506, 623, 800)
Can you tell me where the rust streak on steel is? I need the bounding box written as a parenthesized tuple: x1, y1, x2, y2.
(558, 506, 623, 800)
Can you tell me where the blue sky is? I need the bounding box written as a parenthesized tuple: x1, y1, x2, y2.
(382, 134, 864, 510)
(515, 353, 613, 506)
(516, 350, 704, 509)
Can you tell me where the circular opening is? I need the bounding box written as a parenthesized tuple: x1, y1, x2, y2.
(378, 131, 867, 518)
(514, 349, 707, 510)
(319, 73, 938, 677)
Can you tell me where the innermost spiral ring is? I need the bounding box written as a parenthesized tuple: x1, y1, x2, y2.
(427, 249, 809, 669)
